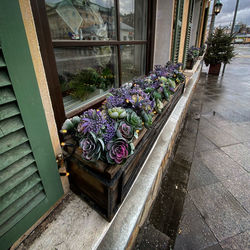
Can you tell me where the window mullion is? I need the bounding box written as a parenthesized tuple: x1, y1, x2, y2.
(115, 0, 122, 86)
(52, 40, 147, 47)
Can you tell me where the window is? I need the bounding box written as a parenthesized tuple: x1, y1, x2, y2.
(171, 0, 184, 63)
(39, 0, 152, 120)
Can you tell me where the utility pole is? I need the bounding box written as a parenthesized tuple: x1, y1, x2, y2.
(208, 0, 217, 37)
(222, 0, 240, 75)
(230, 0, 240, 36)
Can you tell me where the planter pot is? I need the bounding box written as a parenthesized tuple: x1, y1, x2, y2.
(186, 59, 194, 70)
(186, 58, 198, 70)
(64, 83, 185, 221)
(208, 63, 221, 75)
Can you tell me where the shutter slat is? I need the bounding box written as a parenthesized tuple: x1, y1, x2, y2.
(0, 173, 41, 213)
(0, 183, 43, 226)
(0, 103, 20, 121)
(0, 87, 16, 105)
(0, 164, 37, 196)
(0, 56, 6, 68)
(0, 70, 11, 87)
(0, 129, 28, 154)
(0, 116, 24, 138)
(0, 154, 35, 184)
(0, 191, 45, 237)
(0, 142, 32, 171)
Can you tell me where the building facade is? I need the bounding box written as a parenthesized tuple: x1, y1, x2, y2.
(0, 0, 209, 248)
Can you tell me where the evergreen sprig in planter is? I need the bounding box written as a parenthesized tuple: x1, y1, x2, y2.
(61, 62, 185, 221)
(204, 28, 235, 75)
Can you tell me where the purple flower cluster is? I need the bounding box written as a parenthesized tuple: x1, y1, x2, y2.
(78, 109, 104, 135)
(106, 85, 154, 115)
(106, 94, 126, 108)
(103, 116, 117, 144)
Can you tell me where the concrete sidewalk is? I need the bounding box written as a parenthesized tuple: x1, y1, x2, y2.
(134, 46, 250, 250)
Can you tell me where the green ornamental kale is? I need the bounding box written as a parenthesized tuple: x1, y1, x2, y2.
(141, 110, 152, 129)
(108, 107, 127, 119)
(61, 116, 80, 131)
(155, 99, 164, 114)
(126, 109, 143, 130)
(167, 78, 176, 89)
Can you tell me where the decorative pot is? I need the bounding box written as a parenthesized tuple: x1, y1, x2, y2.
(208, 63, 221, 75)
(186, 59, 194, 70)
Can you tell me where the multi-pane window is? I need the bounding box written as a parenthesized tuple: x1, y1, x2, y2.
(45, 0, 149, 116)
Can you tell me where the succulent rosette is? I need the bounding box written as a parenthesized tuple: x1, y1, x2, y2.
(108, 107, 127, 119)
(106, 138, 134, 165)
(117, 121, 134, 141)
(61, 116, 80, 131)
(126, 109, 143, 130)
(79, 132, 105, 161)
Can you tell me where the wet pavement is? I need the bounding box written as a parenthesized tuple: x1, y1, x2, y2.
(133, 45, 250, 250)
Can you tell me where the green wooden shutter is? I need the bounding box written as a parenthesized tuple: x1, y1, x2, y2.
(172, 0, 184, 63)
(183, 0, 195, 69)
(0, 1, 63, 249)
(195, 0, 204, 46)
(200, 7, 209, 46)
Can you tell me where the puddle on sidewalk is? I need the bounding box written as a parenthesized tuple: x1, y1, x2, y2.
(133, 106, 200, 250)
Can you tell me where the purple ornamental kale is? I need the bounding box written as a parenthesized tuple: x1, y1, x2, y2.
(117, 121, 134, 141)
(106, 138, 131, 164)
(79, 132, 105, 161)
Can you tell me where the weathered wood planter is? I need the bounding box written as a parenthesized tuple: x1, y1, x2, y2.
(64, 83, 185, 221)
(186, 58, 198, 70)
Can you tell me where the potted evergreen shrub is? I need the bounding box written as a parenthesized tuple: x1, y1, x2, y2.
(204, 28, 235, 75)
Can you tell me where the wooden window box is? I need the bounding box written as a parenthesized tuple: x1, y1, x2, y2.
(64, 83, 185, 221)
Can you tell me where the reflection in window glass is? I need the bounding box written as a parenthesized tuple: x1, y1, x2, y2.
(120, 0, 147, 41)
(45, 0, 116, 40)
(120, 44, 146, 83)
(54, 46, 118, 113)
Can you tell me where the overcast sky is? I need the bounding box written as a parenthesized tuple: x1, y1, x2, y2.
(210, 0, 250, 27)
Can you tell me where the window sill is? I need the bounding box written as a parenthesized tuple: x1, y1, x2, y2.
(65, 93, 107, 118)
